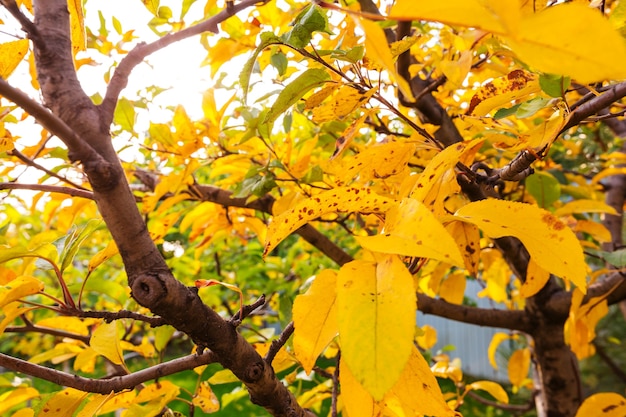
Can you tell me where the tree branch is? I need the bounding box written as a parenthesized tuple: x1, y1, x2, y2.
(5, 325, 90, 344)
(417, 293, 532, 332)
(0, 182, 93, 199)
(189, 183, 354, 266)
(73, 309, 167, 327)
(100, 0, 270, 125)
(0, 78, 106, 166)
(265, 321, 294, 365)
(563, 81, 626, 132)
(7, 148, 87, 189)
(0, 351, 217, 394)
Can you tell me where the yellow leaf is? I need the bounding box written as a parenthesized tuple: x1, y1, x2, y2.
(125, 381, 180, 417)
(1, 303, 35, 334)
(574, 220, 611, 244)
(0, 387, 39, 415)
(446, 220, 481, 275)
(575, 393, 626, 417)
(504, 3, 626, 83)
(90, 321, 124, 366)
(389, 0, 518, 34)
(193, 382, 220, 413)
(519, 258, 550, 298)
(554, 199, 618, 217)
(356, 18, 414, 100)
(507, 348, 530, 387)
(88, 240, 119, 272)
(431, 355, 463, 383)
(68, 0, 86, 54)
(252, 342, 297, 373)
(75, 393, 115, 417)
(293, 270, 338, 374)
(337, 256, 416, 400)
(488, 332, 516, 370)
(455, 200, 587, 293)
(468, 380, 509, 404)
(416, 324, 437, 350)
(439, 271, 466, 304)
(331, 141, 415, 184)
(0, 39, 29, 79)
(11, 409, 34, 417)
(386, 347, 455, 417)
(566, 288, 610, 359)
(311, 86, 375, 123)
(356, 199, 464, 267)
(0, 276, 44, 309)
(38, 388, 88, 417)
(467, 70, 540, 116)
(264, 187, 394, 256)
(36, 316, 89, 336)
(410, 139, 483, 214)
(208, 369, 239, 385)
(339, 358, 381, 417)
(440, 52, 472, 87)
(329, 113, 369, 160)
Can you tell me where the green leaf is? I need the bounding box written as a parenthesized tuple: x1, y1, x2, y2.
(525, 171, 560, 208)
(59, 220, 103, 274)
(493, 103, 521, 120)
(233, 172, 277, 199)
(264, 68, 330, 128)
(240, 32, 282, 103)
(515, 96, 551, 119)
(539, 73, 571, 98)
(282, 5, 332, 48)
(601, 248, 626, 268)
(113, 97, 136, 132)
(270, 51, 288, 77)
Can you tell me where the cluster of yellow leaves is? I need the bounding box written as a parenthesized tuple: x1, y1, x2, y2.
(389, 0, 626, 83)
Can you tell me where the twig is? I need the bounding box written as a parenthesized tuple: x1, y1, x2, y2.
(5, 324, 90, 344)
(0, 350, 217, 394)
(466, 390, 534, 414)
(593, 341, 626, 384)
(73, 309, 167, 327)
(7, 148, 87, 189)
(331, 352, 340, 417)
(230, 294, 266, 324)
(0, 182, 93, 199)
(100, 0, 270, 125)
(265, 321, 294, 365)
(0, 0, 43, 45)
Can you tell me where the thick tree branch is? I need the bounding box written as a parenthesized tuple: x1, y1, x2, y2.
(417, 293, 531, 332)
(100, 0, 270, 125)
(0, 78, 106, 166)
(563, 81, 626, 132)
(0, 351, 217, 394)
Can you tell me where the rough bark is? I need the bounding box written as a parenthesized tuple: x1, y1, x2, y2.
(25, 1, 315, 415)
